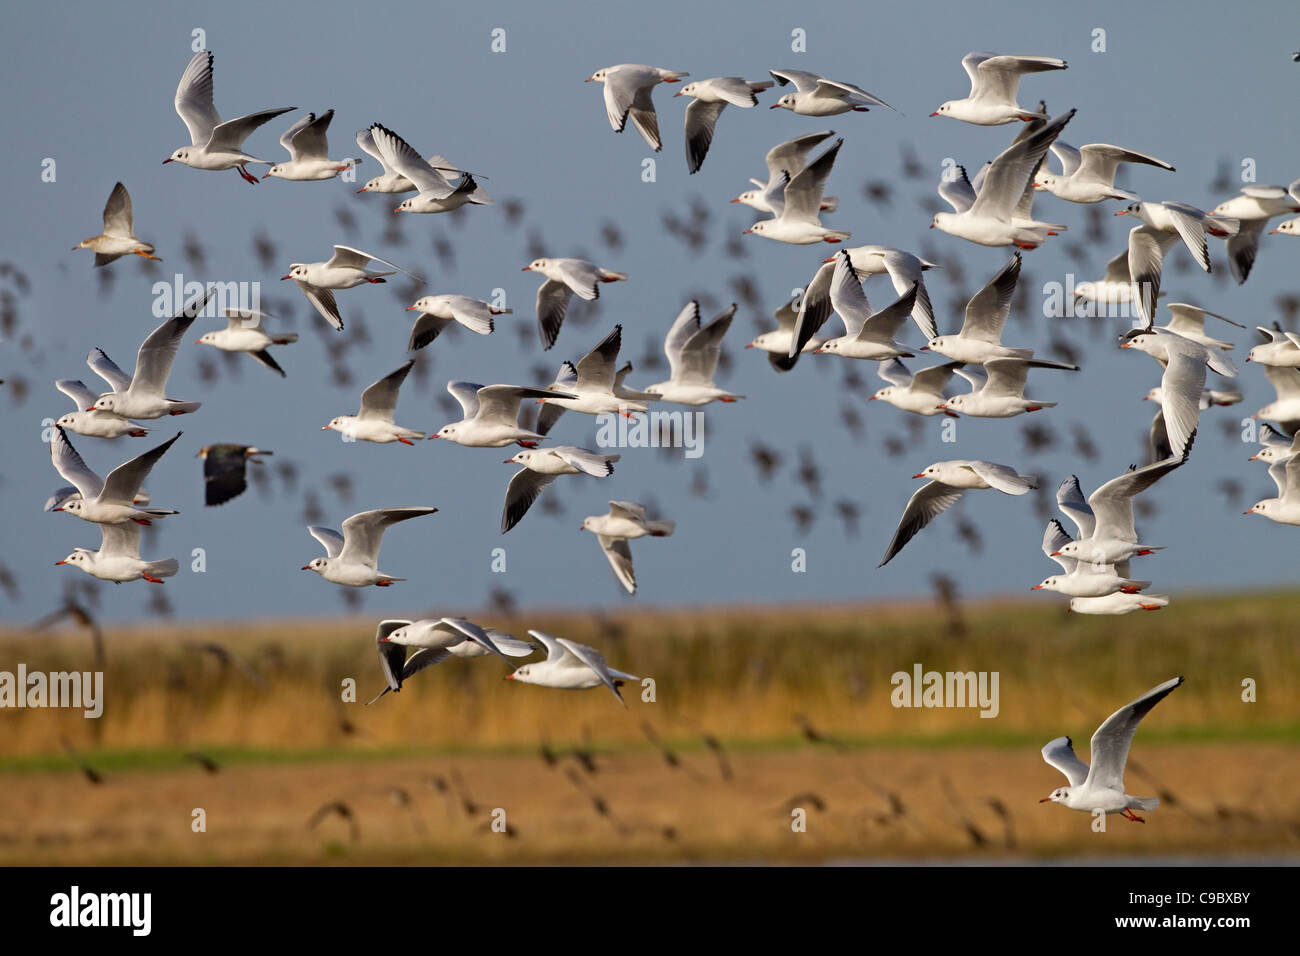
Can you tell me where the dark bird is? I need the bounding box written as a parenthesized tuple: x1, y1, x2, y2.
(197, 444, 272, 506)
(307, 800, 360, 843)
(184, 751, 220, 774)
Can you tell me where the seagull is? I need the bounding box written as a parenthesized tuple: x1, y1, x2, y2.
(788, 246, 938, 359)
(501, 446, 619, 534)
(367, 123, 490, 213)
(536, 326, 648, 423)
(813, 265, 921, 361)
(263, 110, 360, 181)
(324, 360, 424, 444)
(1155, 302, 1244, 351)
(1072, 250, 1140, 310)
(586, 64, 689, 151)
(163, 51, 294, 184)
(1244, 436, 1300, 525)
(49, 427, 180, 525)
(768, 69, 896, 116)
(54, 380, 149, 439)
(931, 111, 1074, 247)
(746, 298, 825, 372)
(674, 77, 772, 173)
(931, 52, 1066, 125)
(46, 485, 151, 514)
(368, 619, 532, 704)
(1051, 451, 1188, 567)
(1039, 676, 1184, 822)
(1120, 327, 1236, 459)
(1033, 518, 1151, 598)
(1248, 422, 1295, 463)
(1033, 141, 1174, 203)
(195, 308, 297, 377)
(879, 461, 1037, 567)
(1246, 325, 1300, 367)
(643, 301, 744, 404)
(924, 253, 1032, 363)
(868, 358, 965, 417)
(354, 126, 469, 194)
(581, 501, 675, 595)
(73, 182, 161, 266)
(730, 130, 840, 213)
(1253, 367, 1300, 439)
(405, 295, 509, 351)
(282, 245, 417, 332)
(89, 288, 214, 419)
(431, 382, 576, 447)
(1210, 183, 1300, 283)
(197, 444, 271, 506)
(301, 506, 438, 587)
(744, 138, 848, 244)
(1116, 200, 1240, 326)
(939, 357, 1079, 417)
(57, 522, 179, 584)
(507, 630, 638, 706)
(522, 258, 628, 350)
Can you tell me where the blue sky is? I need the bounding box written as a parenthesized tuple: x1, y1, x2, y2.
(1, 0, 1297, 624)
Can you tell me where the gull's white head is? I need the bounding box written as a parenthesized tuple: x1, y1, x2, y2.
(771, 93, 797, 111)
(731, 189, 763, 209)
(1117, 200, 1145, 219)
(431, 424, 457, 440)
(408, 296, 435, 314)
(523, 258, 549, 273)
(868, 387, 893, 402)
(1244, 500, 1272, 516)
(264, 164, 286, 180)
(1054, 541, 1082, 559)
(1039, 786, 1071, 805)
(912, 463, 948, 481)
(506, 451, 533, 465)
(282, 264, 308, 281)
(1272, 219, 1300, 236)
(743, 221, 769, 237)
(930, 212, 955, 232)
(586, 69, 609, 84)
(940, 394, 965, 412)
(55, 550, 91, 568)
(1032, 576, 1062, 592)
(163, 147, 192, 165)
(91, 395, 119, 413)
(196, 331, 220, 347)
(380, 624, 413, 646)
(57, 499, 85, 517)
(929, 102, 954, 118)
(506, 664, 536, 685)
(56, 413, 79, 429)
(675, 82, 700, 98)
(322, 417, 350, 435)
(1033, 171, 1055, 191)
(358, 176, 385, 193)
(301, 556, 329, 574)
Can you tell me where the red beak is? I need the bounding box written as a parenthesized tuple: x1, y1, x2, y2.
(321, 425, 331, 430)
(521, 266, 532, 271)
(162, 158, 174, 164)
(405, 305, 417, 311)
(262, 172, 273, 180)
(356, 186, 368, 193)
(729, 197, 741, 203)
(504, 673, 515, 680)
(1114, 210, 1127, 216)
(742, 228, 753, 234)
(929, 111, 940, 117)
(1038, 797, 1052, 803)
(911, 473, 925, 479)
(1031, 584, 1044, 590)
(280, 274, 292, 280)
(769, 104, 781, 109)
(301, 565, 313, 570)
(867, 395, 877, 401)
(55, 559, 68, 565)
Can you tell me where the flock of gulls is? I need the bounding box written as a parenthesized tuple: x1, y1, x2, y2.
(42, 44, 1300, 821)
